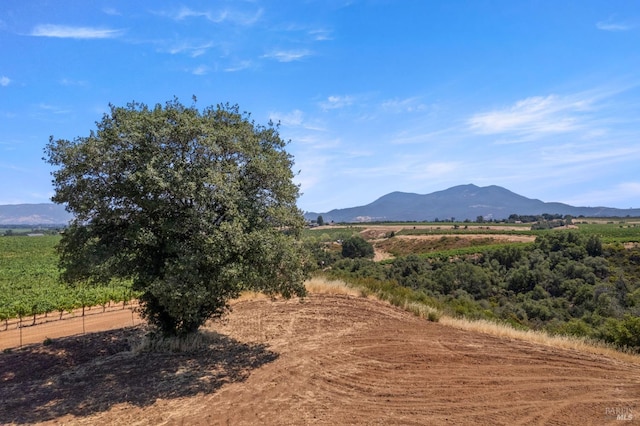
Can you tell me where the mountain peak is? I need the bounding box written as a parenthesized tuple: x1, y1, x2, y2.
(304, 185, 640, 223)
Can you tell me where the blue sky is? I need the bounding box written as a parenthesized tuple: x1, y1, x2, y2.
(1, 1, 640, 213)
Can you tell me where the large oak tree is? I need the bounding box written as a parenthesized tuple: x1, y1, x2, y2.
(45, 99, 308, 335)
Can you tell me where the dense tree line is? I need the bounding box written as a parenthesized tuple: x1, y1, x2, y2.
(507, 213, 569, 223)
(319, 231, 640, 350)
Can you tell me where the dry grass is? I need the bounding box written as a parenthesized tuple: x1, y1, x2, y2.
(440, 316, 640, 364)
(304, 277, 640, 364)
(231, 277, 364, 304)
(304, 276, 364, 297)
(234, 291, 270, 302)
(402, 301, 442, 322)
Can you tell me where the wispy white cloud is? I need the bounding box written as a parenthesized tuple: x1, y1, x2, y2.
(468, 94, 594, 139)
(102, 7, 121, 16)
(596, 19, 633, 32)
(270, 109, 305, 127)
(418, 161, 461, 178)
(539, 143, 640, 167)
(378, 151, 464, 181)
(166, 41, 214, 57)
(263, 49, 312, 62)
(59, 78, 88, 87)
(38, 103, 71, 114)
(191, 65, 209, 75)
(294, 134, 340, 149)
(269, 109, 326, 131)
(0, 162, 31, 172)
(620, 181, 640, 193)
(173, 7, 226, 22)
(30, 24, 124, 39)
(224, 60, 253, 72)
(308, 28, 333, 41)
(390, 128, 455, 145)
(323, 152, 431, 184)
(563, 182, 640, 208)
(166, 6, 263, 26)
(340, 161, 411, 180)
(381, 97, 427, 113)
(271, 23, 334, 46)
(0, 76, 10, 87)
(292, 147, 337, 195)
(319, 95, 354, 110)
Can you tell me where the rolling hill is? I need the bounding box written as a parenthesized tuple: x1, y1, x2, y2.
(2, 291, 639, 424)
(304, 184, 640, 223)
(0, 203, 72, 226)
(4, 184, 639, 225)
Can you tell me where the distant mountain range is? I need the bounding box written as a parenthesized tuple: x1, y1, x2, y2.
(2, 184, 639, 225)
(0, 203, 72, 226)
(304, 184, 640, 223)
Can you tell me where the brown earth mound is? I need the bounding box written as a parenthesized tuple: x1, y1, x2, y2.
(2, 294, 639, 425)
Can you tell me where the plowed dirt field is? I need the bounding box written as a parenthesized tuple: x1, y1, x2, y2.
(1, 294, 639, 425)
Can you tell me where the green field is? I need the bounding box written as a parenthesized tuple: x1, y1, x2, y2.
(3, 219, 640, 351)
(0, 235, 134, 322)
(306, 219, 640, 243)
(573, 222, 640, 243)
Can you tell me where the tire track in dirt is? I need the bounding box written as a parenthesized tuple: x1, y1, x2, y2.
(16, 294, 640, 425)
(137, 296, 640, 425)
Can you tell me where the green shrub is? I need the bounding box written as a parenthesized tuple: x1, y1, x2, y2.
(341, 235, 375, 259)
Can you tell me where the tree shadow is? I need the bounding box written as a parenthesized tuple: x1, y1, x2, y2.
(0, 325, 278, 424)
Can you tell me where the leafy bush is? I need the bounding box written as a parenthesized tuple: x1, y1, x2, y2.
(341, 235, 375, 259)
(598, 315, 640, 348)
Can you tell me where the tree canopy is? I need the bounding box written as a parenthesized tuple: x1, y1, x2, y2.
(341, 235, 375, 259)
(44, 99, 308, 335)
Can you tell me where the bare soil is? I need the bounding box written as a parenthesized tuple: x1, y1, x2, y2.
(2, 294, 639, 425)
(0, 305, 141, 350)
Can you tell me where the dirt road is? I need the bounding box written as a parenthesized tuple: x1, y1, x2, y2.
(0, 305, 140, 350)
